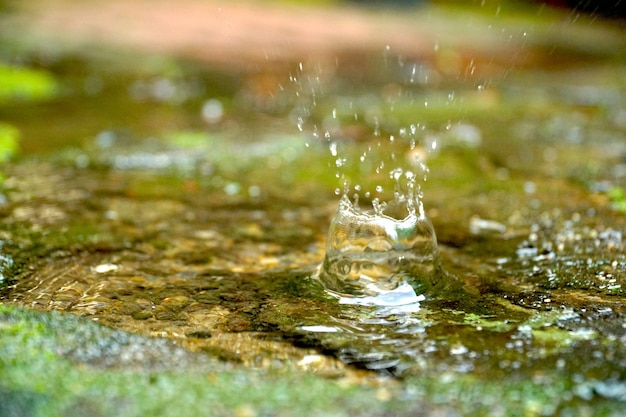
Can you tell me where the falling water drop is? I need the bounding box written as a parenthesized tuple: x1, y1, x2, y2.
(409, 64, 417, 84)
(329, 142, 338, 157)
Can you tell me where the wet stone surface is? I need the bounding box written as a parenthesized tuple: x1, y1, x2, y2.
(1, 152, 626, 388)
(1, 1, 626, 415)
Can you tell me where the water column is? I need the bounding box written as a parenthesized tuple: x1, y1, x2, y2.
(317, 172, 439, 306)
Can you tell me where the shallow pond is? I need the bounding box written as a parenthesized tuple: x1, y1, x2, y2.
(1, 1, 626, 416)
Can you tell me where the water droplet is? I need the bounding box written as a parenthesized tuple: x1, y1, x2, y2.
(296, 116, 304, 132)
(372, 198, 385, 216)
(390, 167, 403, 181)
(329, 142, 338, 156)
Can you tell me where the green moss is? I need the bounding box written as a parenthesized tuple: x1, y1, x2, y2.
(2, 304, 622, 417)
(163, 130, 216, 149)
(607, 186, 626, 213)
(0, 63, 58, 103)
(461, 312, 515, 332)
(0, 121, 18, 164)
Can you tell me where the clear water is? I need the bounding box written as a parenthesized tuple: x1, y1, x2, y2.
(2, 5, 626, 410)
(317, 190, 439, 305)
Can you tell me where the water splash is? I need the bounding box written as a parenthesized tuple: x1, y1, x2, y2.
(288, 56, 446, 306)
(316, 172, 439, 306)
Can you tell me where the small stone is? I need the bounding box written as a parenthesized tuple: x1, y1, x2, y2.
(154, 306, 178, 321)
(161, 295, 190, 312)
(186, 330, 212, 339)
(131, 310, 153, 320)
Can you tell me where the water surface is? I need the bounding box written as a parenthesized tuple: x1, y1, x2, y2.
(1, 1, 626, 415)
